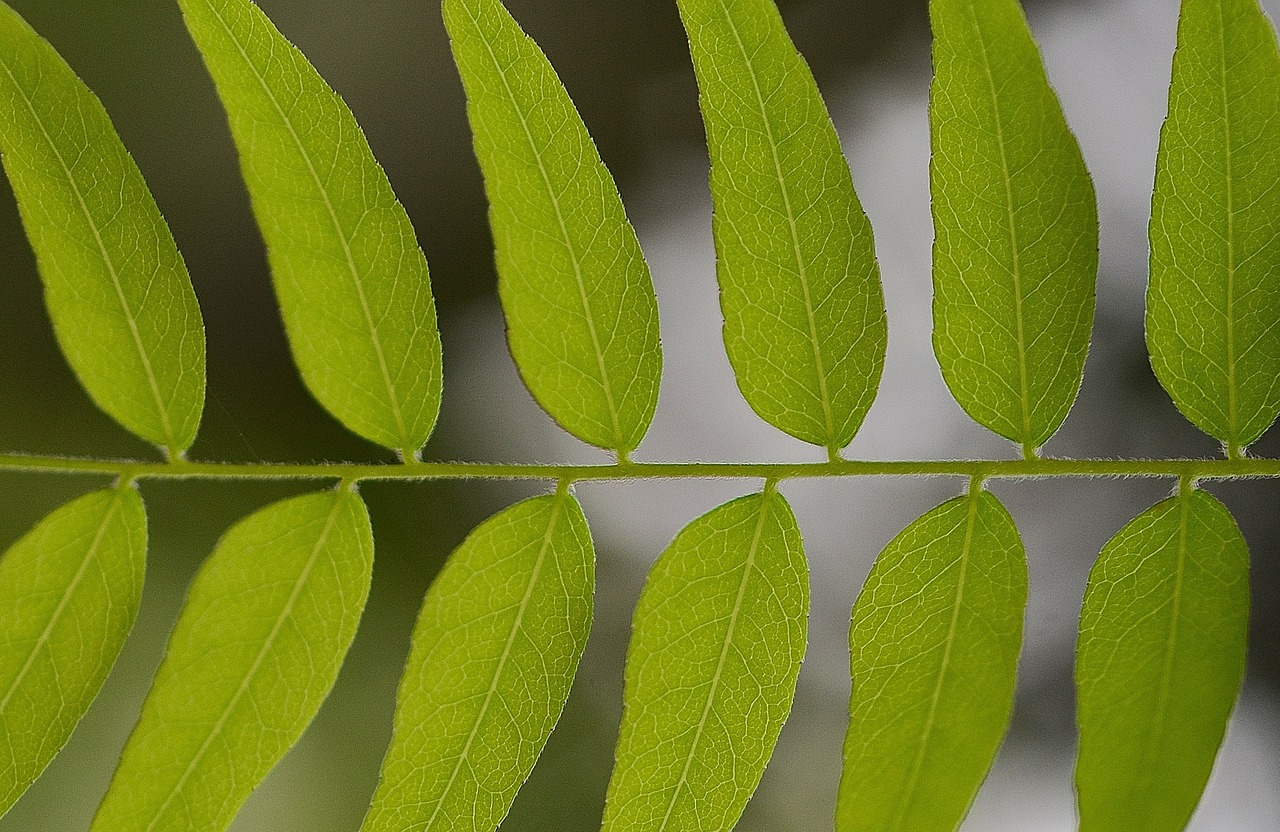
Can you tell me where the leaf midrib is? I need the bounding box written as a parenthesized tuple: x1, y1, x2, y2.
(0, 492, 123, 720)
(967, 2, 1034, 455)
(654, 492, 773, 832)
(198, 0, 412, 455)
(457, 0, 626, 455)
(0, 52, 178, 456)
(1215, 0, 1240, 455)
(137, 494, 345, 832)
(716, 0, 839, 454)
(1129, 494, 1190, 815)
(887, 492, 980, 832)
(420, 492, 566, 831)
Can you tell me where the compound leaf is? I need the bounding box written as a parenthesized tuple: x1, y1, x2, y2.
(178, 0, 442, 459)
(0, 2, 205, 457)
(1147, 0, 1280, 454)
(601, 489, 808, 832)
(1075, 489, 1249, 832)
(930, 0, 1098, 454)
(361, 489, 594, 832)
(0, 487, 146, 818)
(677, 0, 887, 455)
(837, 490, 1027, 832)
(90, 489, 374, 832)
(444, 0, 662, 456)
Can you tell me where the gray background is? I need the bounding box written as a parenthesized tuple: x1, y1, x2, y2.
(0, 0, 1276, 829)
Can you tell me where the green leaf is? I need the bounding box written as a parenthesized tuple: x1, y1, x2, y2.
(836, 490, 1027, 832)
(601, 489, 808, 832)
(361, 489, 594, 832)
(1075, 488, 1249, 832)
(90, 489, 374, 832)
(444, 0, 662, 457)
(930, 0, 1098, 454)
(0, 2, 205, 457)
(177, 0, 442, 459)
(1147, 0, 1280, 454)
(0, 487, 146, 818)
(676, 0, 887, 456)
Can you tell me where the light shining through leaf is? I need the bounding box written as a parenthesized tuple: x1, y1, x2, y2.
(677, 0, 887, 456)
(837, 490, 1027, 832)
(930, 0, 1098, 454)
(1076, 489, 1249, 832)
(0, 2, 206, 457)
(445, 0, 662, 457)
(0, 488, 146, 819)
(362, 491, 594, 832)
(177, 0, 443, 458)
(602, 489, 808, 832)
(91, 490, 373, 832)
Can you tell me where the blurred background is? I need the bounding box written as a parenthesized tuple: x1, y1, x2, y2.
(0, 0, 1277, 829)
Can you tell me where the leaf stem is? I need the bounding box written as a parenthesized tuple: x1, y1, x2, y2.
(2, 453, 1279, 484)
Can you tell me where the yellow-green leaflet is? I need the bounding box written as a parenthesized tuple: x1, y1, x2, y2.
(1075, 489, 1249, 832)
(601, 490, 808, 832)
(1147, 0, 1280, 455)
(90, 490, 373, 832)
(930, 0, 1097, 455)
(0, 3, 205, 457)
(837, 491, 1027, 832)
(361, 491, 593, 832)
(444, 0, 662, 456)
(676, 0, 886, 456)
(0, 487, 146, 818)
(177, 0, 442, 459)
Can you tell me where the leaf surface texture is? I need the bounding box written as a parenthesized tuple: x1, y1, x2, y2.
(1147, 0, 1280, 452)
(836, 491, 1027, 832)
(930, 0, 1097, 452)
(178, 0, 442, 457)
(90, 490, 373, 832)
(1075, 489, 1249, 832)
(445, 0, 662, 455)
(361, 491, 594, 832)
(0, 487, 146, 817)
(677, 0, 887, 453)
(601, 490, 808, 832)
(0, 3, 206, 456)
